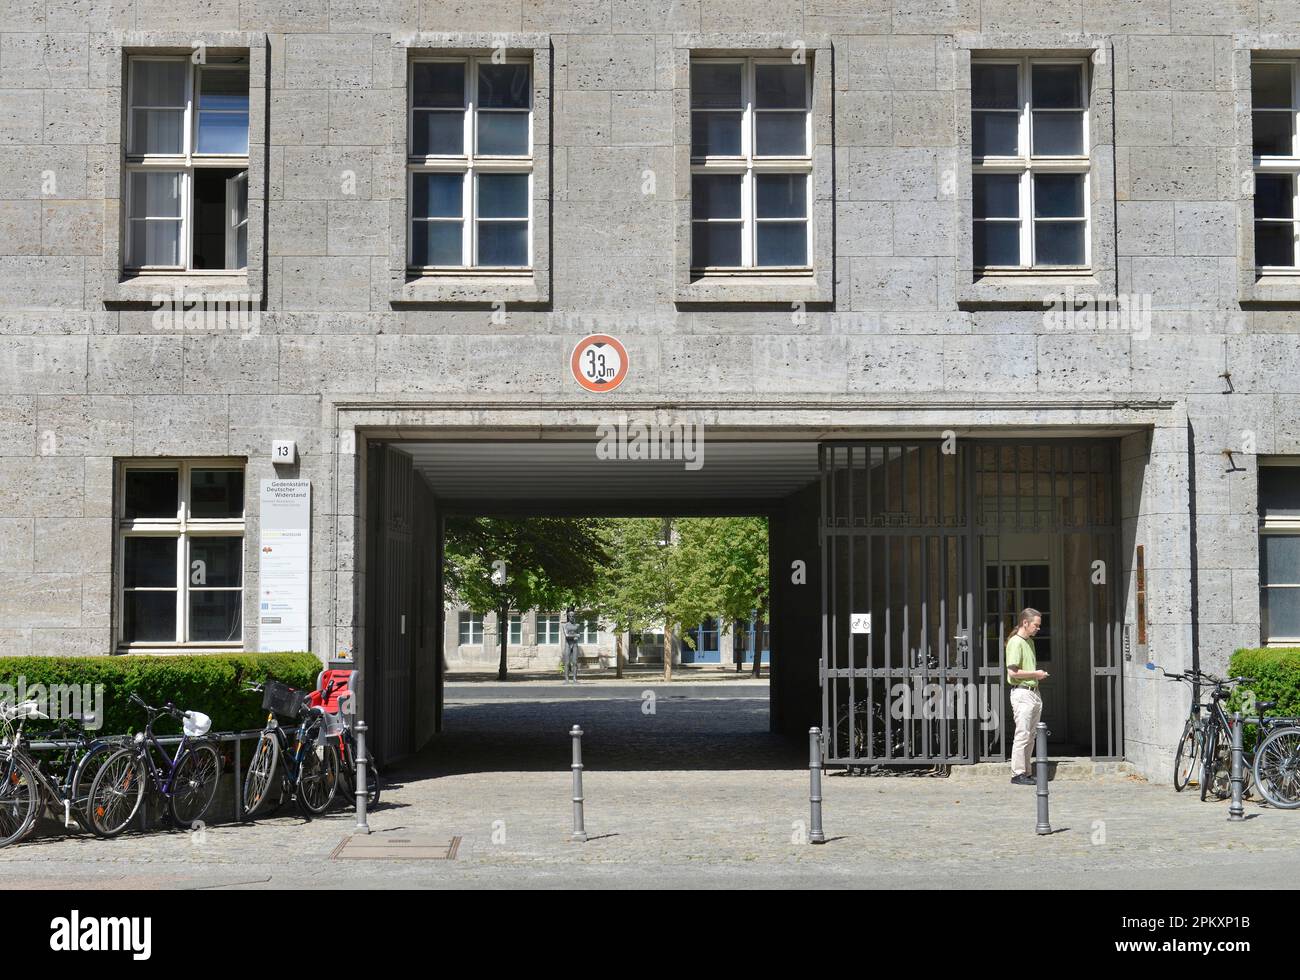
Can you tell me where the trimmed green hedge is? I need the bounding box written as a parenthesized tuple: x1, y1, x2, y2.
(0, 653, 321, 737)
(1228, 648, 1300, 721)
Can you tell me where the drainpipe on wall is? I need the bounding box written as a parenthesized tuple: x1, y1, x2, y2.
(1186, 419, 1201, 685)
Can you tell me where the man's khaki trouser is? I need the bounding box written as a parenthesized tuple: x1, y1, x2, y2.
(1009, 687, 1043, 776)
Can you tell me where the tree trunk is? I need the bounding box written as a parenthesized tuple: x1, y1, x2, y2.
(615, 629, 624, 678)
(496, 604, 509, 681)
(752, 613, 765, 677)
(663, 624, 673, 682)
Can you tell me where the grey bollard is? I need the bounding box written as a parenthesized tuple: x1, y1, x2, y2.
(809, 727, 827, 844)
(354, 720, 371, 835)
(570, 725, 588, 842)
(1228, 711, 1245, 822)
(1034, 722, 1051, 835)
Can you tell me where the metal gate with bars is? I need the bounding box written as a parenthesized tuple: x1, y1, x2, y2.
(820, 440, 1123, 766)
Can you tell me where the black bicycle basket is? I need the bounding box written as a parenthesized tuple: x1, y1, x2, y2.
(262, 680, 308, 718)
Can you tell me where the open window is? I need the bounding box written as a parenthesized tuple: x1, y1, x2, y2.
(123, 55, 250, 273)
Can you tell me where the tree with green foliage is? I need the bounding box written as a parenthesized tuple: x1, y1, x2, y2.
(672, 517, 770, 676)
(443, 517, 609, 680)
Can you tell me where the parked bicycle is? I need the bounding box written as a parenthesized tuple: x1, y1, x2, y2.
(307, 673, 381, 811)
(1151, 663, 1296, 805)
(241, 680, 339, 818)
(0, 701, 123, 847)
(85, 694, 220, 837)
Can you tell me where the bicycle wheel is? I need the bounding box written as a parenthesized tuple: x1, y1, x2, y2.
(1200, 724, 1218, 802)
(242, 732, 280, 817)
(1253, 726, 1300, 810)
(295, 739, 340, 816)
(169, 741, 221, 829)
(0, 752, 40, 847)
(86, 749, 146, 838)
(1173, 718, 1201, 792)
(69, 742, 121, 831)
(348, 758, 381, 810)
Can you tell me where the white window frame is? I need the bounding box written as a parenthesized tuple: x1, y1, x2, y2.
(123, 55, 250, 274)
(690, 56, 813, 272)
(458, 611, 484, 646)
(971, 56, 1091, 272)
(580, 618, 599, 645)
(115, 459, 245, 650)
(536, 612, 560, 646)
(1259, 460, 1300, 645)
(508, 612, 522, 645)
(1252, 59, 1300, 272)
(407, 55, 534, 272)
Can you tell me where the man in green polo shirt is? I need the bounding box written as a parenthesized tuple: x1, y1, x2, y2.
(1006, 608, 1049, 785)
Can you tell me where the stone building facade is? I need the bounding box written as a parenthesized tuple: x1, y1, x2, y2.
(1, 0, 1297, 776)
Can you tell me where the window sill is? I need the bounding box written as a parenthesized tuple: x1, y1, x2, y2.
(957, 270, 1112, 310)
(391, 272, 547, 306)
(675, 270, 830, 305)
(115, 644, 245, 655)
(1240, 274, 1300, 306)
(106, 273, 262, 308)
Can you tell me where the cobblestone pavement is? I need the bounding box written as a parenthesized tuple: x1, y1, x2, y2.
(5, 686, 1298, 889)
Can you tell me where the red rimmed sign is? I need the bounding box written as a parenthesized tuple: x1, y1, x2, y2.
(570, 334, 629, 393)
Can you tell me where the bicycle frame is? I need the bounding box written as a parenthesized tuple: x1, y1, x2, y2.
(130, 713, 203, 802)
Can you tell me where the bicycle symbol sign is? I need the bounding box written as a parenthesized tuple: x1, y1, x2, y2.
(570, 334, 629, 393)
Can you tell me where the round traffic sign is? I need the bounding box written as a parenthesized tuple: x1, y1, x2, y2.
(570, 334, 629, 392)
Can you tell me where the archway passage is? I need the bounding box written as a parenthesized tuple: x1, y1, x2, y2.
(360, 436, 1121, 770)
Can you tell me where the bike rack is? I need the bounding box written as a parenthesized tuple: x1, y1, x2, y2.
(21, 727, 300, 827)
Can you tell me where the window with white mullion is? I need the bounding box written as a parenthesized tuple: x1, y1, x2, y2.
(408, 55, 532, 271)
(1252, 59, 1300, 270)
(124, 54, 249, 273)
(972, 56, 1089, 270)
(690, 55, 811, 270)
(117, 460, 245, 648)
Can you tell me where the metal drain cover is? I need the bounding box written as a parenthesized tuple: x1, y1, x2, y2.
(331, 835, 461, 860)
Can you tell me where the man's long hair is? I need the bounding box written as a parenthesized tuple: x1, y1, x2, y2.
(1006, 607, 1041, 644)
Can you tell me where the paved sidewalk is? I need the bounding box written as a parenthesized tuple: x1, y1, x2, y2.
(5, 692, 1298, 889)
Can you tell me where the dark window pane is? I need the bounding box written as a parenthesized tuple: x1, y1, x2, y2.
(476, 112, 529, 154)
(478, 63, 530, 109)
(123, 591, 176, 643)
(196, 112, 248, 154)
(692, 222, 741, 266)
(973, 173, 1019, 219)
(1031, 64, 1083, 108)
(413, 172, 463, 218)
(1255, 173, 1293, 219)
(1255, 223, 1295, 266)
(691, 111, 742, 156)
(190, 469, 244, 519)
(124, 537, 177, 588)
(189, 537, 242, 588)
(972, 63, 1018, 109)
(477, 173, 528, 218)
(123, 469, 178, 519)
(412, 220, 463, 266)
(1252, 62, 1293, 109)
(1031, 111, 1084, 155)
(755, 112, 807, 155)
(756, 173, 807, 218)
(477, 221, 528, 266)
(1263, 534, 1300, 585)
(692, 173, 741, 219)
(974, 221, 1020, 266)
(188, 590, 241, 642)
(1263, 588, 1300, 640)
(413, 62, 465, 108)
(412, 110, 464, 155)
(1261, 468, 1300, 518)
(198, 67, 248, 109)
(691, 62, 742, 108)
(1033, 173, 1084, 218)
(1253, 111, 1293, 156)
(973, 111, 1018, 156)
(755, 63, 806, 109)
(1034, 221, 1086, 265)
(756, 222, 807, 265)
